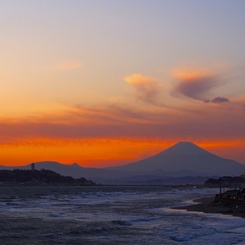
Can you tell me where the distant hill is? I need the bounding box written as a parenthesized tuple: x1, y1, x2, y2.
(0, 161, 126, 184)
(1, 142, 244, 185)
(0, 169, 96, 186)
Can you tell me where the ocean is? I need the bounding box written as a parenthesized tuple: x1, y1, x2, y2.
(0, 186, 244, 245)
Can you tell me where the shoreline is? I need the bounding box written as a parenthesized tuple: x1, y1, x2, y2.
(173, 197, 245, 218)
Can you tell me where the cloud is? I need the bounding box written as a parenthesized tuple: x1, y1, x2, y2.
(124, 74, 161, 103)
(173, 71, 217, 101)
(1, 101, 245, 142)
(172, 68, 230, 104)
(204, 97, 230, 104)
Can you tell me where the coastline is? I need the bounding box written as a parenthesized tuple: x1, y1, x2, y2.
(173, 197, 245, 218)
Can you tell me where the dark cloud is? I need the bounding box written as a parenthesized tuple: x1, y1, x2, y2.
(174, 75, 217, 101)
(204, 97, 230, 104)
(173, 71, 231, 105)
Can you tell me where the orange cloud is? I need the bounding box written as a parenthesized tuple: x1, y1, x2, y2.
(172, 67, 211, 81)
(124, 74, 155, 85)
(124, 74, 162, 104)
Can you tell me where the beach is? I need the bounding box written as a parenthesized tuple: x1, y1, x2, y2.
(174, 197, 245, 218)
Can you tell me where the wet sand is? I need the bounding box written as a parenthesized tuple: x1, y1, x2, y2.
(174, 197, 245, 218)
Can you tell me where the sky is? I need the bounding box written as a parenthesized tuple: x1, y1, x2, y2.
(1, 0, 245, 167)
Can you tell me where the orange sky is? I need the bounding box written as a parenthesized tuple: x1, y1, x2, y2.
(1, 136, 245, 167)
(1, 1, 245, 167)
(1, 102, 245, 167)
(1, 69, 245, 167)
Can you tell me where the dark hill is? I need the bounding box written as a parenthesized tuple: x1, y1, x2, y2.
(0, 169, 96, 186)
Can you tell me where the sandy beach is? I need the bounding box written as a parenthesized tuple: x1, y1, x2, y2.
(174, 197, 245, 218)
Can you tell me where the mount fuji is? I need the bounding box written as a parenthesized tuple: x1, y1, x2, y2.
(114, 142, 245, 177)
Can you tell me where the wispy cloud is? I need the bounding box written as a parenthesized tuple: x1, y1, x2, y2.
(124, 74, 161, 104)
(54, 60, 83, 71)
(0, 102, 244, 142)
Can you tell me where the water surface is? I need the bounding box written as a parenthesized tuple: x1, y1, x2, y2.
(0, 186, 244, 244)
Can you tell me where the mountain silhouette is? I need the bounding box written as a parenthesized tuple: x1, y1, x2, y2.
(115, 142, 245, 176)
(0, 142, 244, 184)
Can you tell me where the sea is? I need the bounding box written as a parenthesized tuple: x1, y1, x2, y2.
(0, 185, 244, 245)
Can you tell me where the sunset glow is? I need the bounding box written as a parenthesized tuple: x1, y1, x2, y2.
(1, 1, 245, 167)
